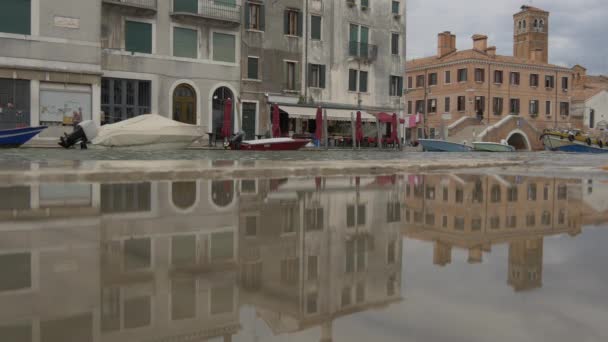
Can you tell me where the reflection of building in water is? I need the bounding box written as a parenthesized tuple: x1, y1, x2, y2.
(581, 179, 608, 225)
(99, 180, 240, 342)
(403, 174, 583, 291)
(237, 176, 403, 341)
(0, 183, 101, 342)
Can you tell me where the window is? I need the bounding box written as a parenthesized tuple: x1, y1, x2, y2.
(284, 9, 302, 36)
(541, 211, 551, 225)
(491, 185, 501, 203)
(247, 57, 259, 79)
(311, 15, 321, 40)
(494, 70, 504, 84)
(546, 101, 551, 116)
(211, 232, 234, 261)
(361, 0, 369, 9)
(407, 101, 412, 114)
(507, 186, 518, 202)
(545, 75, 554, 88)
(510, 98, 520, 115)
(349, 69, 358, 91)
(416, 75, 425, 88)
(428, 73, 438, 86)
(391, 33, 400, 55)
(124, 238, 151, 270)
(0, 0, 30, 35)
(387, 240, 396, 264)
(212, 32, 236, 63)
(387, 202, 401, 223)
(101, 78, 151, 124)
(493, 97, 503, 115)
(305, 207, 324, 230)
(428, 99, 437, 113)
(173, 27, 198, 58)
(528, 183, 537, 201)
(125, 21, 152, 54)
(445, 70, 451, 84)
(455, 188, 464, 203)
(174, 0, 198, 13)
(360, 71, 368, 92)
(457, 96, 466, 112)
(0, 79, 31, 129)
(245, 216, 257, 236)
(392, 1, 400, 14)
(562, 77, 569, 90)
(349, 24, 369, 58)
(280, 258, 299, 284)
(454, 217, 465, 231)
(506, 216, 517, 228)
(407, 76, 413, 89)
(357, 204, 366, 225)
(308, 255, 318, 280)
(0, 253, 31, 292)
(529, 100, 539, 116)
(530, 74, 539, 87)
(457, 68, 468, 82)
(415, 100, 425, 114)
(475, 96, 485, 114)
(308, 64, 326, 88)
(245, 2, 265, 31)
(389, 76, 403, 96)
(560, 102, 570, 116)
(347, 205, 355, 227)
(475, 68, 485, 82)
(286, 61, 297, 90)
(445, 97, 451, 112)
(510, 72, 520, 85)
(590, 109, 595, 128)
(490, 216, 500, 229)
(558, 184, 568, 200)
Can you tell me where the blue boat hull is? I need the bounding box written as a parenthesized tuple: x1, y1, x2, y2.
(419, 139, 473, 152)
(551, 144, 608, 154)
(0, 126, 47, 147)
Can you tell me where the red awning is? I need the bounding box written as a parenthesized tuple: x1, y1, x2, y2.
(376, 112, 405, 124)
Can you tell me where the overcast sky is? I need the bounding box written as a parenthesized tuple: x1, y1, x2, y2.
(406, 0, 608, 75)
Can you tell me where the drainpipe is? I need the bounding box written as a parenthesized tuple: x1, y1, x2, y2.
(487, 63, 491, 127)
(423, 69, 428, 139)
(555, 70, 558, 128)
(304, 0, 309, 101)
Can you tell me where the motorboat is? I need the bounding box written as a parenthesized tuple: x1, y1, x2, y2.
(59, 114, 203, 150)
(542, 134, 608, 154)
(0, 126, 47, 147)
(227, 132, 310, 151)
(418, 139, 473, 152)
(542, 128, 605, 147)
(472, 140, 515, 152)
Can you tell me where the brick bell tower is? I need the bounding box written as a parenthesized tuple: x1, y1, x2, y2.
(513, 5, 549, 63)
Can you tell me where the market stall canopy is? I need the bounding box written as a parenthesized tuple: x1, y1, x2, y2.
(375, 112, 405, 124)
(280, 105, 376, 122)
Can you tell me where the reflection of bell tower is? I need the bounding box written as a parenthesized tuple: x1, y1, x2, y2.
(320, 321, 333, 342)
(433, 241, 452, 266)
(513, 5, 549, 63)
(507, 238, 543, 292)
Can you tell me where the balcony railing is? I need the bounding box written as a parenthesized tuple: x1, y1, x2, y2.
(102, 0, 157, 11)
(348, 42, 378, 61)
(172, 0, 241, 26)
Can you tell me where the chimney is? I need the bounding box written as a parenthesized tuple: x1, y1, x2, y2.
(486, 46, 496, 57)
(530, 48, 543, 62)
(437, 31, 457, 57)
(472, 34, 488, 51)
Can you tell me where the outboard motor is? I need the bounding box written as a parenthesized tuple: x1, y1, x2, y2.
(58, 120, 98, 149)
(226, 131, 245, 150)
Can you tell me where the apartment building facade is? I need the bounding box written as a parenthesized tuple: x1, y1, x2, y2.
(241, 0, 407, 139)
(405, 6, 580, 148)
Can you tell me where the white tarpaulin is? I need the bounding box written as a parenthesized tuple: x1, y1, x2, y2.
(280, 106, 376, 122)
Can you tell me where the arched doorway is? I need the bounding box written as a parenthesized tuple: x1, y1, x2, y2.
(173, 84, 197, 124)
(212, 87, 234, 137)
(507, 131, 531, 151)
(211, 180, 234, 208)
(171, 181, 197, 211)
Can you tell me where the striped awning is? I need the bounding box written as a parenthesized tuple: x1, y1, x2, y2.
(279, 106, 376, 122)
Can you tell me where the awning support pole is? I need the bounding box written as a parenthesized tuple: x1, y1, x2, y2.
(377, 118, 382, 149)
(323, 108, 329, 150)
(351, 112, 356, 151)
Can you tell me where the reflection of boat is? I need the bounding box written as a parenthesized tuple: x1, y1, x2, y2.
(0, 126, 47, 148)
(419, 139, 473, 152)
(542, 134, 608, 154)
(543, 128, 605, 147)
(472, 141, 515, 152)
(59, 114, 203, 150)
(227, 132, 309, 151)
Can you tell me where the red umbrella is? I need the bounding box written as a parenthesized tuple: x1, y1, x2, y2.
(356, 111, 363, 143)
(391, 113, 398, 144)
(272, 103, 281, 138)
(315, 106, 323, 141)
(221, 98, 232, 139)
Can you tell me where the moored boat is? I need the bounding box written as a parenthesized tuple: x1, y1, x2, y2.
(542, 134, 608, 154)
(419, 139, 473, 152)
(0, 126, 47, 148)
(227, 133, 309, 151)
(472, 141, 515, 152)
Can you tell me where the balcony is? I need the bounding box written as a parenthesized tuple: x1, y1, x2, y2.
(102, 0, 157, 15)
(348, 42, 378, 62)
(171, 0, 241, 27)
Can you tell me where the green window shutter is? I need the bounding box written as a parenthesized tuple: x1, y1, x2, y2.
(125, 21, 152, 54)
(311, 16, 321, 40)
(0, 0, 31, 35)
(319, 65, 326, 89)
(306, 63, 311, 87)
(361, 0, 369, 8)
(218, 0, 236, 7)
(284, 11, 289, 35)
(247, 57, 258, 79)
(174, 0, 198, 13)
(360, 71, 368, 92)
(259, 5, 265, 31)
(295, 62, 301, 90)
(244, 3, 250, 29)
(213, 32, 236, 63)
(348, 70, 358, 92)
(398, 77, 403, 96)
(173, 27, 197, 58)
(297, 11, 303, 37)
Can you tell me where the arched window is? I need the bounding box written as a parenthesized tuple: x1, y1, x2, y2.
(533, 19, 538, 28)
(212, 87, 234, 137)
(539, 19, 545, 30)
(523, 20, 527, 29)
(172, 181, 197, 210)
(173, 84, 197, 124)
(211, 180, 234, 208)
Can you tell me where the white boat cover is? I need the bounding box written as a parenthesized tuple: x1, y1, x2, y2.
(92, 114, 203, 149)
(242, 138, 299, 145)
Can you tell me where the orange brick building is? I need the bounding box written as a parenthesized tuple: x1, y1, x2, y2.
(405, 6, 583, 150)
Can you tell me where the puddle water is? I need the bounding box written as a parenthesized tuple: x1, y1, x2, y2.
(0, 173, 607, 342)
